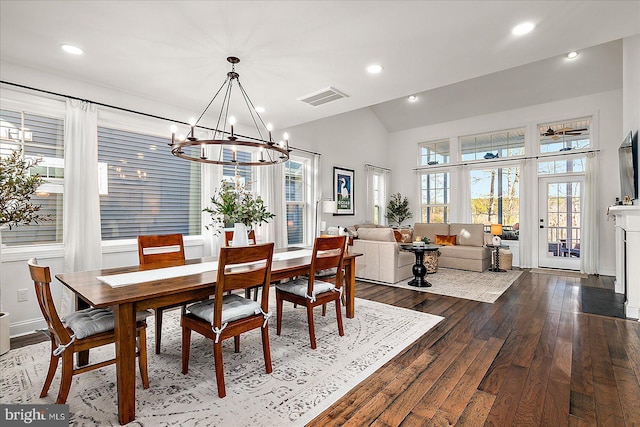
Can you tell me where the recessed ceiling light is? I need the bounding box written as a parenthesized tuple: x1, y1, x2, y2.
(566, 51, 579, 60)
(511, 22, 535, 36)
(367, 64, 383, 74)
(408, 95, 418, 102)
(61, 44, 84, 55)
(255, 106, 266, 113)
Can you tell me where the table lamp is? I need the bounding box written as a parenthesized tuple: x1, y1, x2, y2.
(491, 224, 503, 246)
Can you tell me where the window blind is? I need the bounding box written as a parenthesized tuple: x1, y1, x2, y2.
(98, 127, 201, 240)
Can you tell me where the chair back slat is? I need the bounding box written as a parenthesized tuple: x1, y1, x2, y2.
(213, 243, 274, 325)
(224, 229, 256, 246)
(138, 234, 185, 265)
(28, 258, 72, 345)
(308, 236, 347, 292)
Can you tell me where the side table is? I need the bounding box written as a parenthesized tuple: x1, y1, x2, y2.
(486, 243, 509, 272)
(400, 244, 440, 287)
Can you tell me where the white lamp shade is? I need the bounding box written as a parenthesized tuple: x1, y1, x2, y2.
(321, 200, 337, 214)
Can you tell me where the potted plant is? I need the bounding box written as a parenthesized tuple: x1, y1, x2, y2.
(0, 149, 50, 355)
(204, 180, 275, 245)
(386, 192, 413, 227)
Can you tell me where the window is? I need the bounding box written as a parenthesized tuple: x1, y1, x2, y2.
(538, 157, 586, 175)
(98, 127, 201, 240)
(285, 158, 306, 245)
(420, 172, 450, 223)
(539, 118, 590, 153)
(470, 166, 519, 238)
(1, 109, 64, 246)
(461, 128, 525, 161)
(222, 148, 253, 190)
(419, 139, 450, 166)
(373, 174, 381, 224)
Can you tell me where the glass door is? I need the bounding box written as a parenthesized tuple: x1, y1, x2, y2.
(538, 177, 583, 270)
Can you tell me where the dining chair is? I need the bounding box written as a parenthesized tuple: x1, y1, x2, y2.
(137, 233, 186, 354)
(276, 235, 347, 349)
(28, 258, 149, 404)
(224, 229, 259, 300)
(181, 242, 275, 398)
(224, 229, 256, 246)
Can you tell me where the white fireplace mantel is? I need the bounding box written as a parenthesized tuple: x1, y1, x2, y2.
(609, 205, 640, 320)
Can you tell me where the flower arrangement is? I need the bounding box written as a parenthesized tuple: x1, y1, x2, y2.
(0, 150, 50, 230)
(203, 180, 275, 233)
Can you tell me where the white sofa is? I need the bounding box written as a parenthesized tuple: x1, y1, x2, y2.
(350, 227, 414, 283)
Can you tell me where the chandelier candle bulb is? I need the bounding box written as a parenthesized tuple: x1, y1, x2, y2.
(267, 123, 273, 142)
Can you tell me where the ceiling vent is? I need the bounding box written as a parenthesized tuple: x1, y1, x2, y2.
(298, 87, 348, 107)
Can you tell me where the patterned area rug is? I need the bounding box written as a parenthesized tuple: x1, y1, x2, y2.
(1, 298, 442, 426)
(385, 268, 523, 303)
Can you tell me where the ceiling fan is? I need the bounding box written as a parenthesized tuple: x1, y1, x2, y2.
(541, 126, 588, 140)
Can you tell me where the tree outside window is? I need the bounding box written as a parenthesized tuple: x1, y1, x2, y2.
(470, 166, 519, 239)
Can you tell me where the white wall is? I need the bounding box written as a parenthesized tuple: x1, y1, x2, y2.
(388, 89, 623, 275)
(283, 108, 391, 229)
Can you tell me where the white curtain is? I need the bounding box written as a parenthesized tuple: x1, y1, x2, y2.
(201, 143, 223, 257)
(61, 99, 101, 315)
(581, 152, 599, 274)
(451, 165, 471, 222)
(518, 158, 537, 268)
(258, 164, 287, 248)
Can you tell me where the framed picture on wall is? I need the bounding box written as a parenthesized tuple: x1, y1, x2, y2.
(333, 166, 355, 215)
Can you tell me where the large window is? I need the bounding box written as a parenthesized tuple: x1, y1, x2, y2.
(1, 109, 64, 246)
(470, 166, 519, 238)
(98, 127, 201, 239)
(285, 158, 306, 245)
(461, 128, 524, 161)
(420, 172, 450, 223)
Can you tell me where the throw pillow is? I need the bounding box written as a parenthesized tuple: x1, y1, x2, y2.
(435, 234, 457, 246)
(393, 230, 403, 242)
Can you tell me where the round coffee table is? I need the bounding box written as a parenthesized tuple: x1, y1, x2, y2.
(400, 244, 440, 287)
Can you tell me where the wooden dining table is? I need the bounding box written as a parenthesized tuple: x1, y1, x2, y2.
(55, 248, 361, 425)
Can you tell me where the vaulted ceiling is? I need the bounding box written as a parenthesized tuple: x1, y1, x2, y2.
(1, 1, 638, 132)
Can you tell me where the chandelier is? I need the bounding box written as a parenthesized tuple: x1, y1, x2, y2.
(170, 56, 290, 166)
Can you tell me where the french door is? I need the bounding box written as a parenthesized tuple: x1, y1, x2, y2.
(538, 176, 584, 270)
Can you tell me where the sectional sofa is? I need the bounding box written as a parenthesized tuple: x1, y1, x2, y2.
(413, 223, 491, 272)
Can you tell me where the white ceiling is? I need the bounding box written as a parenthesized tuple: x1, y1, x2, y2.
(1, 1, 639, 132)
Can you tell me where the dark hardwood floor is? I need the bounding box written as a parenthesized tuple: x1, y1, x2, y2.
(307, 270, 640, 426)
(12, 270, 640, 426)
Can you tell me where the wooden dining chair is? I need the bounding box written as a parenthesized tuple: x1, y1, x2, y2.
(224, 229, 259, 300)
(276, 235, 347, 349)
(224, 229, 256, 246)
(28, 258, 149, 404)
(137, 233, 186, 354)
(181, 242, 275, 398)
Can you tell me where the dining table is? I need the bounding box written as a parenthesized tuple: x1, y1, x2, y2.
(55, 247, 361, 425)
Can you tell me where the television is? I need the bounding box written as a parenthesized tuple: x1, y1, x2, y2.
(619, 130, 638, 201)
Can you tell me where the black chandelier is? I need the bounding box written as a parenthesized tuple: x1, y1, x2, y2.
(170, 56, 290, 166)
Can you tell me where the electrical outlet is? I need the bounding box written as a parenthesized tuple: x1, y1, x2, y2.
(17, 288, 29, 302)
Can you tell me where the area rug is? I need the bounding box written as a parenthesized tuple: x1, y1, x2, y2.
(0, 298, 442, 426)
(384, 268, 523, 303)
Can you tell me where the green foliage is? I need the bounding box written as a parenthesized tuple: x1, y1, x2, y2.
(0, 150, 50, 230)
(386, 192, 413, 227)
(203, 181, 275, 233)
